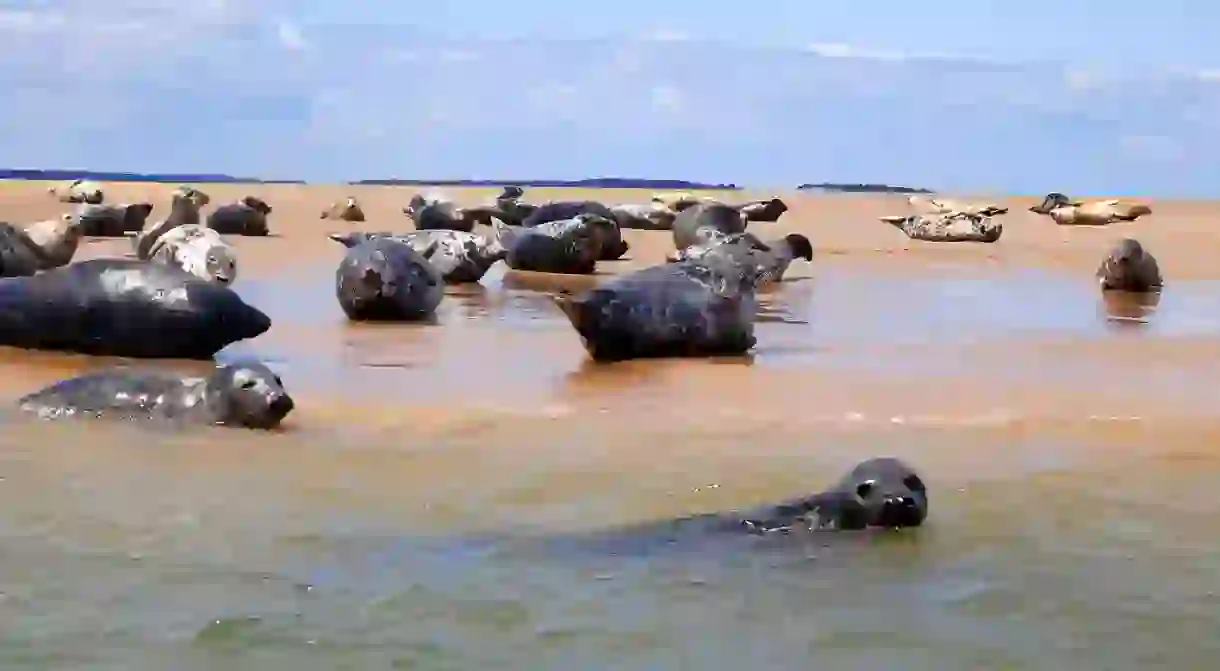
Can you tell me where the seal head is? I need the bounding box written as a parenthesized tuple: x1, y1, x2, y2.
(206, 362, 294, 429)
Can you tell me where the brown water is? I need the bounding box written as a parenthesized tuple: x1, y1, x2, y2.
(4, 259, 1220, 669)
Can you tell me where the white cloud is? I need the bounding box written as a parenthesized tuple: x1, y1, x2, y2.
(276, 20, 306, 51)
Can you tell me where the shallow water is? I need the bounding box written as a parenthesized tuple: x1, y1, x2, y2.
(4, 260, 1220, 669)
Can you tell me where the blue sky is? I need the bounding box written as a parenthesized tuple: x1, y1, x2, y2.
(2, 0, 1219, 195)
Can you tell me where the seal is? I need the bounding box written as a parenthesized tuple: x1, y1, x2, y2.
(493, 215, 614, 275)
(0, 259, 270, 358)
(173, 185, 211, 207)
(0, 223, 56, 277)
(553, 255, 760, 362)
(403, 191, 487, 232)
(521, 201, 630, 260)
(207, 196, 273, 236)
(606, 202, 678, 231)
(669, 231, 813, 284)
(17, 361, 294, 430)
(1096, 237, 1162, 293)
(1029, 193, 1152, 225)
(335, 238, 443, 321)
(908, 195, 1008, 217)
(321, 197, 366, 222)
(671, 201, 749, 251)
(328, 229, 505, 284)
(21, 213, 83, 269)
(879, 212, 1003, 242)
(131, 191, 202, 259)
(48, 179, 104, 204)
(77, 202, 155, 237)
(143, 224, 239, 285)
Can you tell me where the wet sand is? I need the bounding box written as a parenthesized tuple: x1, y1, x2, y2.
(3, 180, 1220, 668)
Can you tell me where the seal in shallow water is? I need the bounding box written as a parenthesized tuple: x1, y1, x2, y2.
(554, 255, 760, 362)
(77, 202, 155, 237)
(493, 215, 613, 275)
(521, 201, 630, 260)
(328, 229, 505, 284)
(669, 231, 813, 285)
(17, 361, 294, 430)
(0, 259, 270, 358)
(1096, 237, 1162, 292)
(335, 238, 443, 321)
(208, 196, 273, 236)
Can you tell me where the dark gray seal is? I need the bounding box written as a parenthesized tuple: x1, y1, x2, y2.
(207, 196, 273, 236)
(0, 259, 270, 358)
(669, 231, 813, 284)
(671, 201, 750, 251)
(132, 191, 203, 259)
(494, 215, 614, 275)
(17, 361, 293, 430)
(77, 202, 155, 237)
(1097, 237, 1163, 293)
(335, 238, 443, 321)
(554, 255, 760, 362)
(403, 192, 489, 233)
(737, 197, 789, 223)
(328, 229, 506, 284)
(521, 201, 630, 260)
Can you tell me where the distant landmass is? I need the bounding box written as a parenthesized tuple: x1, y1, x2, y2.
(797, 183, 932, 194)
(0, 169, 305, 184)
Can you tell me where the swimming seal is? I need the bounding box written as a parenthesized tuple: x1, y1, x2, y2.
(520, 201, 629, 260)
(669, 231, 813, 284)
(493, 215, 613, 275)
(321, 197, 366, 222)
(18, 361, 293, 430)
(77, 202, 155, 237)
(554, 256, 761, 362)
(207, 196, 273, 236)
(0, 259, 270, 358)
(328, 229, 506, 284)
(335, 238, 443, 321)
(19, 214, 83, 270)
(1096, 237, 1162, 293)
(879, 212, 1003, 242)
(143, 224, 239, 285)
(671, 201, 749, 251)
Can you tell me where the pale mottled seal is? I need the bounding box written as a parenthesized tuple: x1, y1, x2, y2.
(77, 202, 155, 237)
(328, 229, 505, 284)
(0, 223, 55, 277)
(321, 197, 365, 222)
(879, 212, 1003, 242)
(654, 193, 788, 223)
(132, 191, 202, 259)
(1096, 237, 1162, 292)
(335, 238, 443, 321)
(669, 231, 813, 284)
(908, 195, 1008, 217)
(48, 179, 104, 204)
(608, 202, 678, 231)
(143, 224, 238, 285)
(173, 185, 211, 208)
(521, 201, 630, 260)
(207, 196, 272, 236)
(671, 201, 749, 251)
(493, 215, 614, 275)
(554, 256, 760, 362)
(0, 259, 270, 358)
(1029, 192, 1152, 225)
(22, 213, 82, 269)
(18, 361, 293, 430)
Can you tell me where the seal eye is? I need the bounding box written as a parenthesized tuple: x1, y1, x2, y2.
(903, 474, 925, 491)
(240, 379, 257, 390)
(855, 481, 875, 499)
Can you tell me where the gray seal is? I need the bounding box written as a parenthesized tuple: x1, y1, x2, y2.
(22, 214, 83, 269)
(671, 201, 749, 251)
(77, 202, 155, 237)
(132, 191, 203, 259)
(521, 201, 630, 260)
(207, 196, 273, 236)
(321, 197, 365, 222)
(402, 192, 492, 232)
(48, 179, 104, 204)
(879, 212, 1002, 242)
(328, 229, 506, 284)
(493, 215, 613, 275)
(17, 361, 294, 430)
(553, 255, 760, 362)
(0, 222, 60, 277)
(0, 259, 270, 358)
(1096, 237, 1162, 293)
(335, 238, 443, 321)
(143, 224, 239, 285)
(173, 185, 211, 208)
(607, 202, 678, 231)
(669, 231, 813, 284)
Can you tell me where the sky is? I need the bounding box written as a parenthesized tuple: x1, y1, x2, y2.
(1, 0, 1219, 195)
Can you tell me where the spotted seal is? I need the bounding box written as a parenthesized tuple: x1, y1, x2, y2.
(521, 201, 630, 260)
(0, 259, 270, 358)
(77, 202, 155, 237)
(321, 197, 366, 222)
(493, 215, 614, 275)
(17, 361, 293, 430)
(131, 191, 202, 259)
(671, 201, 749, 251)
(328, 229, 506, 284)
(142, 224, 238, 285)
(335, 238, 443, 321)
(879, 212, 1003, 242)
(669, 231, 813, 284)
(207, 196, 273, 236)
(1096, 237, 1162, 293)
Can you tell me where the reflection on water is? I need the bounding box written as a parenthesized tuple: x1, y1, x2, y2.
(1101, 289, 1162, 327)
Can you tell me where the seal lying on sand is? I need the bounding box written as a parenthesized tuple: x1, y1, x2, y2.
(606, 202, 678, 231)
(1029, 193, 1152, 225)
(521, 201, 630, 261)
(329, 229, 505, 284)
(48, 179, 104, 204)
(321, 197, 365, 222)
(908, 195, 1008, 217)
(669, 231, 813, 284)
(208, 196, 272, 236)
(554, 256, 760, 362)
(335, 238, 443, 321)
(1096, 237, 1162, 293)
(18, 361, 293, 430)
(142, 225, 238, 285)
(21, 214, 82, 269)
(77, 202, 155, 237)
(0, 222, 62, 277)
(494, 215, 614, 275)
(132, 191, 202, 258)
(173, 185, 211, 207)
(879, 212, 1003, 242)
(0, 259, 269, 358)
(671, 201, 749, 251)
(654, 192, 789, 223)
(403, 192, 490, 232)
